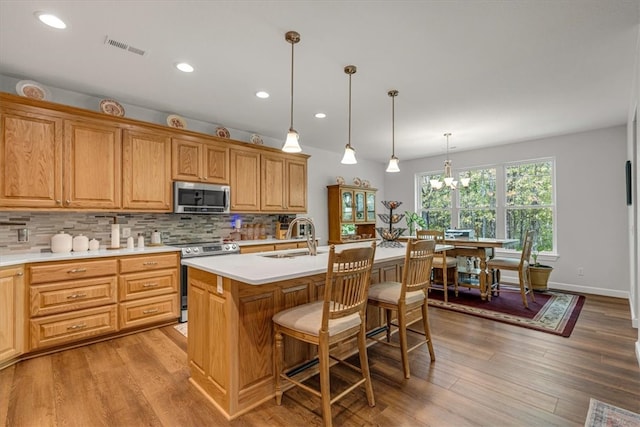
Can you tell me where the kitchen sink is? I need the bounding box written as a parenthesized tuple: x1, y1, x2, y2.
(261, 249, 326, 259)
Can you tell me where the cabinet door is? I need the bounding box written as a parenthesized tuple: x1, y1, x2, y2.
(172, 138, 201, 182)
(230, 148, 260, 211)
(366, 191, 376, 221)
(341, 189, 353, 222)
(0, 108, 63, 208)
(64, 119, 122, 209)
(122, 128, 172, 210)
(0, 266, 24, 364)
(354, 191, 366, 222)
(202, 141, 229, 184)
(261, 154, 286, 211)
(286, 157, 307, 212)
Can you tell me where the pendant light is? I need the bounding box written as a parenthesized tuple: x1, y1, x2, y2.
(386, 90, 400, 173)
(282, 31, 302, 153)
(341, 65, 357, 164)
(430, 132, 459, 190)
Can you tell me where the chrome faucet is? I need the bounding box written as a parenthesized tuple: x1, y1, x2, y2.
(286, 217, 317, 256)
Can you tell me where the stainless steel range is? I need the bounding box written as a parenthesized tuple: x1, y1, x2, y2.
(174, 238, 240, 322)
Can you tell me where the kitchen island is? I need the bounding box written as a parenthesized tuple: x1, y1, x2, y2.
(181, 241, 450, 419)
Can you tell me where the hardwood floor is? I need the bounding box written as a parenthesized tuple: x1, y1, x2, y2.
(2, 294, 639, 426)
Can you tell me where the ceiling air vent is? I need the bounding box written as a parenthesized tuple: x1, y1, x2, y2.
(104, 36, 148, 57)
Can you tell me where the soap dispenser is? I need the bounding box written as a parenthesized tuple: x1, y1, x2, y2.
(137, 233, 145, 249)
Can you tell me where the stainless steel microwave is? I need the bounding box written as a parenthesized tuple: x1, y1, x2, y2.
(173, 182, 230, 214)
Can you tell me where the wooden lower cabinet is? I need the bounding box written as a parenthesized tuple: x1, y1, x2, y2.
(119, 294, 179, 329)
(187, 258, 401, 420)
(0, 266, 25, 367)
(30, 305, 118, 349)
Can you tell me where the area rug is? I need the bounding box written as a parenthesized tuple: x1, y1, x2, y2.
(428, 286, 585, 337)
(584, 398, 640, 426)
(174, 323, 188, 337)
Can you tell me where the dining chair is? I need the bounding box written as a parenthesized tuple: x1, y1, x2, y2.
(367, 238, 436, 379)
(273, 242, 376, 427)
(487, 230, 536, 308)
(416, 229, 458, 301)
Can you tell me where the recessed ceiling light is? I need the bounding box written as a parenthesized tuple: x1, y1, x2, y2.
(256, 91, 269, 99)
(314, 113, 326, 119)
(35, 12, 66, 29)
(176, 62, 194, 73)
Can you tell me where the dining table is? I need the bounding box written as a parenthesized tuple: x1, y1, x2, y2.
(401, 236, 518, 300)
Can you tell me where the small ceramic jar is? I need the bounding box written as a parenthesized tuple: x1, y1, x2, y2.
(72, 234, 89, 252)
(89, 239, 100, 251)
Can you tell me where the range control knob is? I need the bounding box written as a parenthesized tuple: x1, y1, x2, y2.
(184, 248, 191, 254)
(193, 247, 200, 253)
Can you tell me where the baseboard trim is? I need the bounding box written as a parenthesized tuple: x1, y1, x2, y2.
(498, 273, 630, 299)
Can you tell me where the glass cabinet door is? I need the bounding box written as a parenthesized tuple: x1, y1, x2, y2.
(341, 190, 353, 222)
(354, 191, 365, 222)
(366, 192, 376, 221)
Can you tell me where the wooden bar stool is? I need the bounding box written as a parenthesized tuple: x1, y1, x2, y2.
(367, 238, 436, 379)
(273, 242, 376, 427)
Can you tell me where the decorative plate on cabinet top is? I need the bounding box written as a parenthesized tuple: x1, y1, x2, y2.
(99, 99, 125, 117)
(362, 180, 371, 188)
(16, 80, 50, 100)
(250, 134, 263, 145)
(353, 177, 362, 187)
(215, 126, 230, 138)
(166, 114, 186, 129)
(336, 176, 345, 185)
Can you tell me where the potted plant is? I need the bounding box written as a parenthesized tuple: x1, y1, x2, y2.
(529, 250, 553, 290)
(404, 211, 427, 236)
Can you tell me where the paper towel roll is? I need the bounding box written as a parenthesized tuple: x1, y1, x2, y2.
(111, 224, 120, 248)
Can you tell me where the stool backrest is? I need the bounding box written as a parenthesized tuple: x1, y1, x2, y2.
(323, 242, 376, 327)
(402, 239, 436, 297)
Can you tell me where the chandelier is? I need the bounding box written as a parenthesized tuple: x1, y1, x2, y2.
(430, 132, 470, 190)
(385, 90, 400, 173)
(341, 65, 358, 164)
(282, 31, 302, 153)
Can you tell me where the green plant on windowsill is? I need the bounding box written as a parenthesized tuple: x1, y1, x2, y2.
(404, 211, 426, 236)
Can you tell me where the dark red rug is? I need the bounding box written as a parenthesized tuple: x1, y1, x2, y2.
(427, 286, 585, 337)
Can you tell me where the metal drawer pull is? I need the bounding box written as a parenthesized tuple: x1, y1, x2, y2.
(142, 261, 158, 266)
(143, 308, 159, 314)
(142, 282, 159, 288)
(67, 293, 88, 299)
(68, 268, 87, 274)
(16, 272, 24, 276)
(67, 323, 87, 330)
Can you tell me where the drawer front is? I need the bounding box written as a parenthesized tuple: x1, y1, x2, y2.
(239, 244, 275, 254)
(30, 259, 117, 284)
(119, 269, 178, 301)
(30, 305, 117, 350)
(30, 276, 118, 317)
(119, 253, 178, 274)
(119, 294, 179, 329)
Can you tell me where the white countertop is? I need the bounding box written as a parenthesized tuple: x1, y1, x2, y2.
(234, 237, 317, 247)
(182, 241, 453, 286)
(0, 245, 180, 267)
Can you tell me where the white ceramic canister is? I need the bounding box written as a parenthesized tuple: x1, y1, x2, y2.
(151, 230, 161, 245)
(51, 231, 72, 253)
(72, 234, 89, 252)
(89, 238, 100, 251)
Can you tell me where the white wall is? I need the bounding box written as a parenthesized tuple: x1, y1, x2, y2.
(384, 126, 630, 298)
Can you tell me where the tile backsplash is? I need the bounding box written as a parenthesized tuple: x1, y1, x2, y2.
(0, 212, 280, 254)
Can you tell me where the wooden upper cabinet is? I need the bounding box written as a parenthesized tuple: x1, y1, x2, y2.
(64, 119, 121, 209)
(260, 153, 307, 212)
(122, 128, 172, 211)
(229, 147, 260, 211)
(172, 136, 229, 184)
(0, 107, 63, 208)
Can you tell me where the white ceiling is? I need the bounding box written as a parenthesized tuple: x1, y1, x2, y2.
(0, 1, 638, 163)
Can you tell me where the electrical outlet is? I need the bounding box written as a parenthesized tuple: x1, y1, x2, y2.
(577, 267, 584, 276)
(122, 227, 131, 238)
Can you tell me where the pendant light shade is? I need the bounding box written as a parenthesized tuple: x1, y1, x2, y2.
(341, 65, 357, 164)
(386, 90, 400, 173)
(282, 31, 302, 153)
(430, 132, 467, 190)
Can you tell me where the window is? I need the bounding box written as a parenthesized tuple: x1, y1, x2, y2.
(415, 158, 555, 253)
(458, 168, 497, 238)
(505, 160, 554, 251)
(417, 173, 451, 231)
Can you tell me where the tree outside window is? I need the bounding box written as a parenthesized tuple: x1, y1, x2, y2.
(458, 168, 497, 238)
(417, 173, 451, 231)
